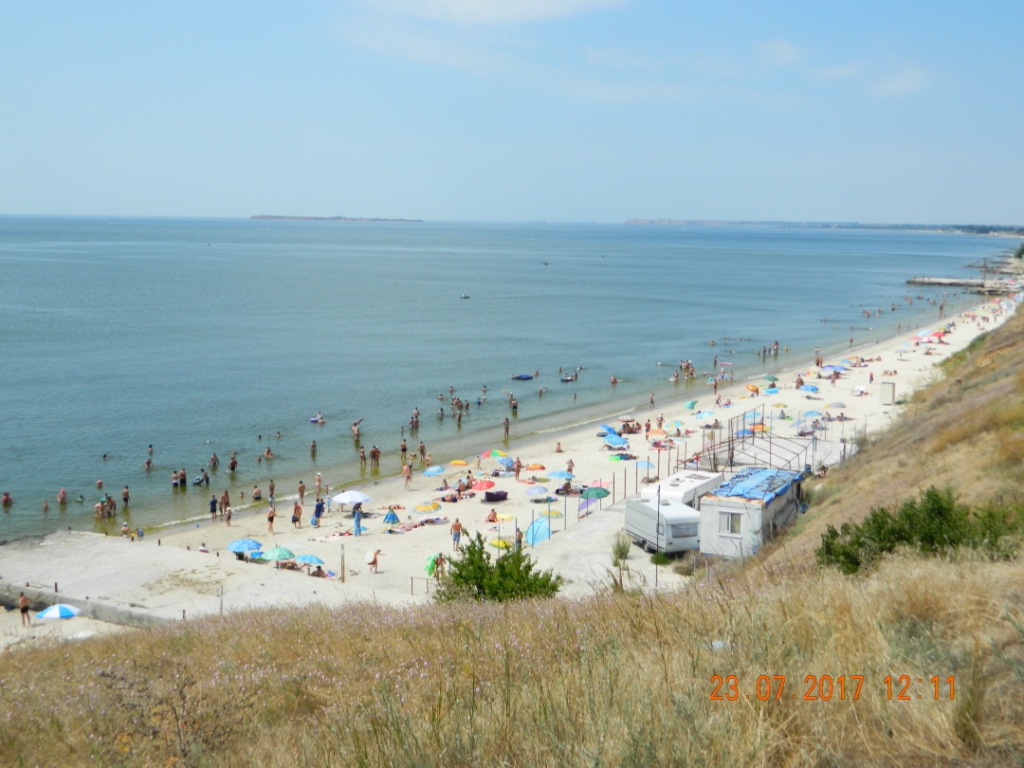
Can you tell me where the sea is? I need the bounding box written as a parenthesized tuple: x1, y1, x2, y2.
(0, 217, 1006, 540)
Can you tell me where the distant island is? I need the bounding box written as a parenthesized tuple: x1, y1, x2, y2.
(625, 219, 1024, 236)
(252, 215, 423, 222)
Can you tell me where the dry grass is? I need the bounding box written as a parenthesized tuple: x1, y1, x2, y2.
(2, 554, 1023, 766)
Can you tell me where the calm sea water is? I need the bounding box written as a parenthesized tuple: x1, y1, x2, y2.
(0, 218, 1000, 539)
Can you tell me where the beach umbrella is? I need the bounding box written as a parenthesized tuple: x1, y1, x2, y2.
(262, 547, 296, 561)
(799, 384, 819, 392)
(548, 470, 574, 479)
(648, 428, 667, 438)
(532, 496, 558, 504)
(480, 449, 507, 458)
(752, 424, 769, 432)
(423, 466, 444, 476)
(416, 501, 441, 512)
(382, 510, 400, 524)
(36, 604, 80, 620)
(449, 459, 468, 466)
(580, 487, 610, 500)
(667, 420, 685, 429)
(696, 411, 715, 419)
(763, 375, 778, 382)
(333, 490, 371, 505)
(804, 411, 822, 417)
(227, 538, 262, 553)
(295, 554, 325, 565)
(636, 460, 654, 468)
(830, 402, 847, 408)
(497, 457, 515, 468)
(525, 485, 549, 496)
(525, 463, 545, 471)
(540, 509, 563, 518)
(600, 424, 620, 435)
(773, 403, 788, 408)
(472, 480, 495, 490)
(683, 400, 698, 410)
(249, 551, 265, 560)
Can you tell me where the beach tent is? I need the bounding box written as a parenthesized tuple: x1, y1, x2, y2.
(382, 509, 400, 524)
(525, 518, 552, 546)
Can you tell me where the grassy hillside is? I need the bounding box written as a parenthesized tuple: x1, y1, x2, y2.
(2, 308, 1023, 767)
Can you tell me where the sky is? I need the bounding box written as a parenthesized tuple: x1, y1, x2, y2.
(1, 1, 1022, 223)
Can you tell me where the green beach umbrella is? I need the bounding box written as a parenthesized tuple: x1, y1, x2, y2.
(763, 375, 779, 382)
(261, 547, 295, 561)
(580, 487, 610, 500)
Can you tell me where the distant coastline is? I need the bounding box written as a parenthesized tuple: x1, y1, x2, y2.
(625, 219, 1024, 236)
(251, 215, 423, 223)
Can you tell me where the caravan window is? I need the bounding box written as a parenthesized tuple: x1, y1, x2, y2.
(719, 512, 741, 535)
(671, 523, 698, 538)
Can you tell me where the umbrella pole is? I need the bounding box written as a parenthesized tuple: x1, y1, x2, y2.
(531, 510, 535, 547)
(340, 544, 345, 583)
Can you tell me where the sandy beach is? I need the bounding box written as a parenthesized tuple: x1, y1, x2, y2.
(1, 297, 1015, 649)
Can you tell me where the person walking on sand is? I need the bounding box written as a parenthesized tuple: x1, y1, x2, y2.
(298, 480, 306, 506)
(314, 473, 321, 495)
(650, 392, 655, 410)
(209, 494, 218, 522)
(450, 518, 463, 551)
(513, 457, 523, 480)
(402, 462, 412, 490)
(19, 592, 30, 627)
(267, 504, 276, 534)
(566, 458, 575, 473)
(225, 505, 232, 526)
(292, 501, 302, 528)
(220, 490, 230, 515)
(353, 504, 363, 535)
(367, 549, 381, 573)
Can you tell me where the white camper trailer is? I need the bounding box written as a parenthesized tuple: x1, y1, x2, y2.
(637, 469, 724, 507)
(625, 497, 701, 553)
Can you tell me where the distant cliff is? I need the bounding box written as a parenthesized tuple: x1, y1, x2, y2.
(251, 215, 423, 222)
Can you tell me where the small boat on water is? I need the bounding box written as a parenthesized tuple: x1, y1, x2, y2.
(512, 374, 534, 380)
(461, 294, 470, 299)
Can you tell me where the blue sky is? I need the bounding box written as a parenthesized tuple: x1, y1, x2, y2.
(1, 1, 1021, 223)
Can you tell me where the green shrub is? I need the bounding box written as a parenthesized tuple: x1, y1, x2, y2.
(611, 533, 631, 566)
(816, 486, 1022, 573)
(650, 551, 671, 566)
(434, 533, 562, 602)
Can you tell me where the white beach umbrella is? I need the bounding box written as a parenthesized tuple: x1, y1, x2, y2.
(332, 490, 371, 505)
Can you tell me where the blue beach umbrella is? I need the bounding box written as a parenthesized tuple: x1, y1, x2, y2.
(295, 554, 325, 565)
(804, 411, 822, 417)
(684, 400, 698, 410)
(696, 411, 715, 419)
(635, 460, 654, 468)
(548, 470, 574, 479)
(799, 385, 819, 392)
(600, 424, 620, 435)
(526, 485, 549, 496)
(604, 435, 628, 447)
(227, 538, 262, 553)
(382, 509, 400, 524)
(36, 604, 81, 620)
(423, 466, 444, 476)
(497, 457, 515, 468)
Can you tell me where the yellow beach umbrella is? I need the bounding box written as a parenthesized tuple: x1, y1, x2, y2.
(449, 459, 468, 466)
(416, 501, 441, 512)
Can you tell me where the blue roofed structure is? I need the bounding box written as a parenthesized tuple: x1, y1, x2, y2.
(707, 467, 803, 503)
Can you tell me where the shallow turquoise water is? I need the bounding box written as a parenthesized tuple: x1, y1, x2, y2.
(0, 218, 997, 538)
